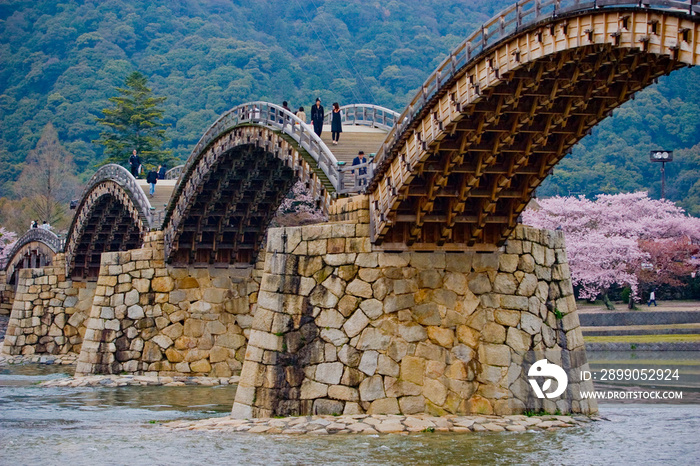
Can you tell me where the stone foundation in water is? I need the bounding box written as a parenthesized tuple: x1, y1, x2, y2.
(232, 196, 596, 417)
(0, 195, 597, 417)
(1, 255, 95, 356)
(0, 271, 14, 316)
(75, 232, 262, 377)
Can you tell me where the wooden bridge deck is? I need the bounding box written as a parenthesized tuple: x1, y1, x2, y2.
(320, 125, 388, 165)
(136, 179, 176, 226)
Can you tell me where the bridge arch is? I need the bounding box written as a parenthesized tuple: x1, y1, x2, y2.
(163, 102, 341, 265)
(369, 0, 700, 249)
(2, 228, 63, 285)
(64, 164, 153, 280)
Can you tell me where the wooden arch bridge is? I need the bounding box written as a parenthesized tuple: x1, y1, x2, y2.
(369, 0, 700, 249)
(63, 164, 153, 280)
(19, 0, 698, 276)
(0, 228, 63, 285)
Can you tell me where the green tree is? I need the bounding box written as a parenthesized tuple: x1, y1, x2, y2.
(95, 71, 170, 167)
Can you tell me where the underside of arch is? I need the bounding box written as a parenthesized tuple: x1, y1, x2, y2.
(165, 124, 332, 265)
(66, 181, 147, 281)
(5, 242, 56, 285)
(167, 145, 296, 265)
(370, 8, 700, 249)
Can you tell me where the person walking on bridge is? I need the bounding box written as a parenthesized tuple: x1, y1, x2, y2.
(296, 106, 306, 125)
(146, 167, 158, 197)
(129, 149, 141, 178)
(280, 101, 292, 124)
(311, 98, 324, 137)
(331, 102, 342, 145)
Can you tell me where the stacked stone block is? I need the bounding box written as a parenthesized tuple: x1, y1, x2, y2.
(1, 254, 95, 356)
(232, 197, 596, 418)
(75, 232, 260, 377)
(328, 195, 370, 224)
(0, 270, 14, 315)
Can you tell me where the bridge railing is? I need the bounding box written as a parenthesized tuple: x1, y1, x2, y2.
(165, 165, 184, 180)
(181, 101, 341, 192)
(372, 0, 700, 173)
(78, 164, 155, 228)
(323, 104, 401, 132)
(0, 228, 63, 270)
(337, 158, 374, 194)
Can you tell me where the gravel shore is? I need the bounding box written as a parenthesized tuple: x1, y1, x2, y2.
(40, 374, 240, 387)
(165, 412, 601, 435)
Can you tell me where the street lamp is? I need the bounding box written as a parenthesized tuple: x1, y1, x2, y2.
(649, 150, 673, 199)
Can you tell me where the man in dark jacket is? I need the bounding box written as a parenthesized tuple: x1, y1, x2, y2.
(310, 98, 324, 136)
(129, 149, 141, 178)
(352, 150, 368, 187)
(146, 167, 158, 197)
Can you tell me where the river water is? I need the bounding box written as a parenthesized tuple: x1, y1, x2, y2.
(1, 363, 699, 465)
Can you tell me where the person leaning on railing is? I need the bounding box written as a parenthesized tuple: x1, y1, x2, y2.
(352, 150, 368, 186)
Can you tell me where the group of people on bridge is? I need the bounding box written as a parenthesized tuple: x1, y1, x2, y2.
(129, 149, 167, 197)
(30, 220, 51, 231)
(281, 98, 343, 143)
(280, 98, 369, 187)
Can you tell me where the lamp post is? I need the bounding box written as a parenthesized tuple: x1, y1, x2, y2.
(650, 150, 673, 199)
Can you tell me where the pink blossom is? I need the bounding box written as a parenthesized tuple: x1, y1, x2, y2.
(272, 181, 328, 227)
(523, 192, 700, 300)
(0, 227, 18, 263)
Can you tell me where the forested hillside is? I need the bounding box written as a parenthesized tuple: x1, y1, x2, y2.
(1, 0, 699, 214)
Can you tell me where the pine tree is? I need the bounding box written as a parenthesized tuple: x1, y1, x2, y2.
(95, 71, 170, 168)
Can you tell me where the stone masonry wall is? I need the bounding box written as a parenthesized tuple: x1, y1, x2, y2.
(0, 271, 14, 316)
(75, 232, 262, 377)
(232, 196, 596, 418)
(1, 254, 96, 356)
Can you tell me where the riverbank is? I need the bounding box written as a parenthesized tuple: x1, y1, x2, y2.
(165, 412, 600, 435)
(577, 300, 700, 313)
(0, 352, 78, 365)
(578, 301, 700, 351)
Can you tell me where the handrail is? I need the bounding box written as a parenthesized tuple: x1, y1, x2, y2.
(372, 0, 700, 173)
(337, 158, 374, 195)
(0, 228, 63, 270)
(324, 104, 401, 132)
(173, 102, 341, 196)
(164, 165, 184, 180)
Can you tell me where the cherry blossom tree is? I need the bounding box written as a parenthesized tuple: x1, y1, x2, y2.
(0, 227, 18, 265)
(271, 181, 328, 227)
(638, 237, 700, 290)
(523, 192, 700, 307)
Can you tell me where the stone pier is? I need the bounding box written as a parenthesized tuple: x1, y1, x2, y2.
(0, 270, 14, 316)
(1, 254, 95, 356)
(231, 195, 596, 418)
(1, 194, 597, 418)
(75, 232, 262, 377)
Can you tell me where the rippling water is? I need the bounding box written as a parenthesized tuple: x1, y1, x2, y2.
(1, 365, 699, 465)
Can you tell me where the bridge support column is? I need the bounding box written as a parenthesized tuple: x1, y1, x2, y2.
(75, 232, 262, 377)
(0, 271, 13, 316)
(232, 195, 596, 418)
(1, 254, 95, 357)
